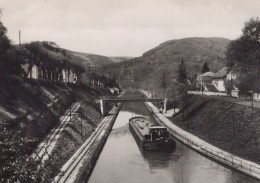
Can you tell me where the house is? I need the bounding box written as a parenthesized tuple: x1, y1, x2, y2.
(253, 93, 260, 101)
(211, 67, 228, 92)
(30, 65, 39, 79)
(62, 69, 67, 82)
(196, 72, 217, 91)
(69, 70, 74, 83)
(196, 67, 238, 97)
(22, 64, 39, 79)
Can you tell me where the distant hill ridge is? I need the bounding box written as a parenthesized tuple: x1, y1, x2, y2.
(67, 50, 133, 68)
(142, 37, 229, 69)
(97, 37, 230, 89)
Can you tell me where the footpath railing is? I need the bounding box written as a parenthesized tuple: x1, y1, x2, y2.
(146, 102, 260, 180)
(168, 128, 260, 178)
(188, 90, 228, 96)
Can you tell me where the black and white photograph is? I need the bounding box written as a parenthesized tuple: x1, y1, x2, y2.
(0, 0, 260, 182)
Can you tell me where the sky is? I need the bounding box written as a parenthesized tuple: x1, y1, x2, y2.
(0, 0, 260, 57)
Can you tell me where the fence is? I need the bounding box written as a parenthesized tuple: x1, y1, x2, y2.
(147, 103, 260, 180)
(188, 90, 228, 96)
(167, 128, 260, 178)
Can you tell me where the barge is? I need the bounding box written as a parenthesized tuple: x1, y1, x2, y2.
(129, 116, 175, 151)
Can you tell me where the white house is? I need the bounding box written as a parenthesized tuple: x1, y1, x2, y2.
(22, 64, 39, 79)
(196, 67, 238, 97)
(211, 67, 228, 92)
(73, 73, 78, 83)
(30, 65, 39, 79)
(253, 93, 260, 101)
(62, 69, 67, 82)
(69, 70, 74, 83)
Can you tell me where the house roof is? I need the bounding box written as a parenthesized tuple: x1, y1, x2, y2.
(202, 72, 216, 77)
(197, 72, 215, 80)
(212, 67, 228, 79)
(197, 67, 230, 80)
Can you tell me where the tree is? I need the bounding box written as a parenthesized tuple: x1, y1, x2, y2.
(178, 83, 189, 122)
(166, 84, 179, 113)
(236, 74, 253, 96)
(242, 17, 260, 42)
(177, 60, 189, 124)
(177, 60, 187, 84)
(158, 69, 167, 97)
(0, 127, 53, 182)
(201, 62, 210, 73)
(226, 17, 260, 94)
(224, 80, 233, 96)
(0, 10, 11, 55)
(0, 10, 18, 74)
(160, 70, 167, 89)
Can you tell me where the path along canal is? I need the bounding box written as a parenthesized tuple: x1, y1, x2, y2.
(88, 91, 258, 183)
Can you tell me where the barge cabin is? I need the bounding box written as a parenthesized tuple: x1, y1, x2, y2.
(129, 116, 175, 151)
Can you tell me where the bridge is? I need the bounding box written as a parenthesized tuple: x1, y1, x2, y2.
(99, 98, 167, 116)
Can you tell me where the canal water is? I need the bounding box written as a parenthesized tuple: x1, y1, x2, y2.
(88, 91, 258, 183)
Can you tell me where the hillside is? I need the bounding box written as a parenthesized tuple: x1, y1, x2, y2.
(97, 37, 230, 90)
(0, 74, 114, 181)
(19, 41, 131, 78)
(170, 95, 260, 163)
(67, 50, 132, 68)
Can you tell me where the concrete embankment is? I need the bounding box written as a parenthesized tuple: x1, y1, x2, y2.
(41, 96, 115, 180)
(53, 103, 122, 183)
(145, 101, 260, 180)
(170, 95, 260, 164)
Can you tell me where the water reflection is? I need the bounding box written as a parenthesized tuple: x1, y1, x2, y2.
(141, 150, 180, 170)
(88, 91, 258, 183)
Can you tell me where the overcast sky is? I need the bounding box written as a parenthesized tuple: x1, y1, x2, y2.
(0, 0, 260, 57)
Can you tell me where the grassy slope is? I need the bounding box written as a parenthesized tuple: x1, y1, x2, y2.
(170, 95, 260, 163)
(44, 101, 114, 179)
(0, 74, 73, 139)
(0, 74, 115, 180)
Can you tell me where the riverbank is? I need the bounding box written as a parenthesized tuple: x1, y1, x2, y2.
(145, 101, 260, 180)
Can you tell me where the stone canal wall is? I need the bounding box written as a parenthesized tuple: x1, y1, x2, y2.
(53, 103, 122, 183)
(145, 102, 260, 180)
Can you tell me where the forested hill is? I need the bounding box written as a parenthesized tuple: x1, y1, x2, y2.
(97, 37, 230, 89)
(13, 41, 132, 78)
(67, 50, 132, 68)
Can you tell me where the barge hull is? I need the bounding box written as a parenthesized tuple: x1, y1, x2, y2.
(129, 121, 174, 151)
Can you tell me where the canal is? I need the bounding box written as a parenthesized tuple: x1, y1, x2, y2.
(88, 90, 258, 183)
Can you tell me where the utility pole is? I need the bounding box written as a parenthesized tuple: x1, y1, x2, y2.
(202, 79, 204, 95)
(81, 113, 82, 140)
(182, 95, 185, 121)
(18, 30, 22, 76)
(232, 112, 235, 152)
(251, 92, 254, 108)
(19, 30, 21, 46)
(70, 105, 72, 122)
